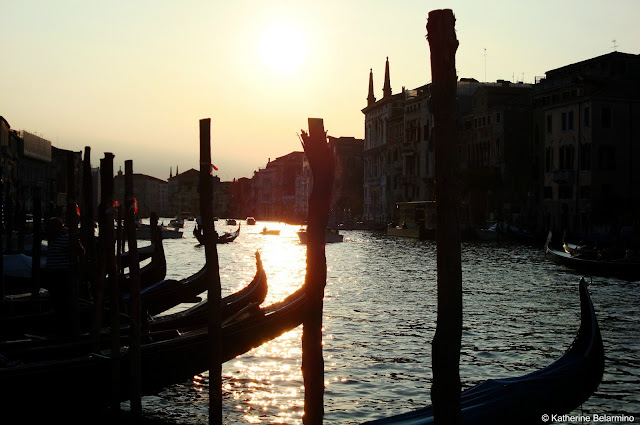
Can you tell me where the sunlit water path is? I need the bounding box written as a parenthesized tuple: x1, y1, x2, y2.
(128, 219, 639, 424)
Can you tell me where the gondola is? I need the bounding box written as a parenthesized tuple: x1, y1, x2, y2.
(0, 252, 269, 360)
(193, 223, 240, 245)
(0, 272, 308, 413)
(546, 232, 640, 281)
(125, 250, 266, 318)
(363, 277, 604, 424)
(1, 243, 159, 297)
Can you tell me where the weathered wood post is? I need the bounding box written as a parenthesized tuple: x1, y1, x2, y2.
(427, 9, 463, 425)
(81, 147, 97, 294)
(101, 153, 121, 412)
(30, 187, 43, 301)
(124, 159, 142, 415)
(200, 118, 223, 425)
(65, 151, 81, 337)
(300, 118, 334, 425)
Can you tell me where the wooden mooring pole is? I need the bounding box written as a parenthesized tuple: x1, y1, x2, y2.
(124, 160, 142, 415)
(427, 9, 463, 425)
(300, 118, 334, 425)
(30, 187, 42, 301)
(65, 151, 81, 337)
(100, 153, 121, 413)
(200, 118, 223, 425)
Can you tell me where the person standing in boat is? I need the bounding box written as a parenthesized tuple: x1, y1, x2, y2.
(45, 217, 84, 335)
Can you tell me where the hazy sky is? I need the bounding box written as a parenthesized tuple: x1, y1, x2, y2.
(2, 0, 638, 181)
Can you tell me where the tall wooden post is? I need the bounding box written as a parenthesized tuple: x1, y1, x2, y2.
(81, 147, 97, 292)
(30, 187, 42, 300)
(200, 118, 222, 425)
(66, 151, 80, 337)
(427, 9, 462, 425)
(124, 160, 142, 415)
(300, 118, 334, 425)
(101, 153, 121, 412)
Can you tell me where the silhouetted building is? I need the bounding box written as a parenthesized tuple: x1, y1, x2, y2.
(533, 51, 640, 238)
(459, 80, 535, 230)
(114, 169, 169, 217)
(252, 152, 304, 222)
(328, 136, 364, 226)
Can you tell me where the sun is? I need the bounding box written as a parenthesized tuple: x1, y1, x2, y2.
(259, 23, 307, 75)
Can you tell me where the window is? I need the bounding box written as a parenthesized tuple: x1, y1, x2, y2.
(568, 111, 574, 130)
(545, 147, 553, 172)
(601, 106, 612, 129)
(584, 107, 590, 127)
(562, 112, 567, 131)
(598, 146, 616, 170)
(496, 112, 501, 123)
(580, 185, 590, 199)
(580, 144, 591, 170)
(546, 115, 552, 134)
(543, 186, 552, 199)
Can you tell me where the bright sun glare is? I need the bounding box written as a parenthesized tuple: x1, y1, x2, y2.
(259, 23, 306, 75)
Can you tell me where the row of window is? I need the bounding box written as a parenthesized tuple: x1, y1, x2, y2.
(544, 144, 616, 172)
(543, 184, 614, 200)
(473, 112, 501, 129)
(545, 106, 613, 133)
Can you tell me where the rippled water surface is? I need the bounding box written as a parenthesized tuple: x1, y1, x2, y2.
(130, 219, 639, 424)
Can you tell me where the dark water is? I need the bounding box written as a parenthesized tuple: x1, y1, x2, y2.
(128, 220, 639, 424)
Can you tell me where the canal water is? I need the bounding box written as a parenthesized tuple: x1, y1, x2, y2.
(129, 219, 639, 424)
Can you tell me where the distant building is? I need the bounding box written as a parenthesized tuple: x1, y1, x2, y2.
(533, 51, 640, 238)
(114, 169, 169, 217)
(362, 58, 403, 227)
(459, 80, 535, 230)
(252, 152, 304, 222)
(328, 136, 364, 226)
(168, 168, 201, 218)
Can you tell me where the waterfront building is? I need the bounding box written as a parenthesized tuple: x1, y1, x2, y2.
(459, 80, 535, 230)
(168, 168, 200, 218)
(1, 116, 20, 204)
(362, 58, 404, 228)
(251, 152, 304, 222)
(533, 51, 640, 238)
(114, 169, 169, 218)
(328, 136, 364, 226)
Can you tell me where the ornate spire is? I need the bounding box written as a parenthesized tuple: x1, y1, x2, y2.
(170, 166, 173, 178)
(367, 68, 376, 106)
(383, 56, 392, 98)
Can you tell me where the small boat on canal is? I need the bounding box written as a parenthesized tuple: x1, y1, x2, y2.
(261, 227, 280, 236)
(193, 223, 240, 245)
(546, 232, 640, 281)
(363, 277, 604, 424)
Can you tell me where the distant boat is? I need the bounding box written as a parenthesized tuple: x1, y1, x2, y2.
(137, 224, 183, 239)
(167, 217, 185, 229)
(193, 223, 240, 245)
(297, 227, 343, 244)
(261, 227, 280, 236)
(246, 217, 256, 225)
(226, 218, 237, 226)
